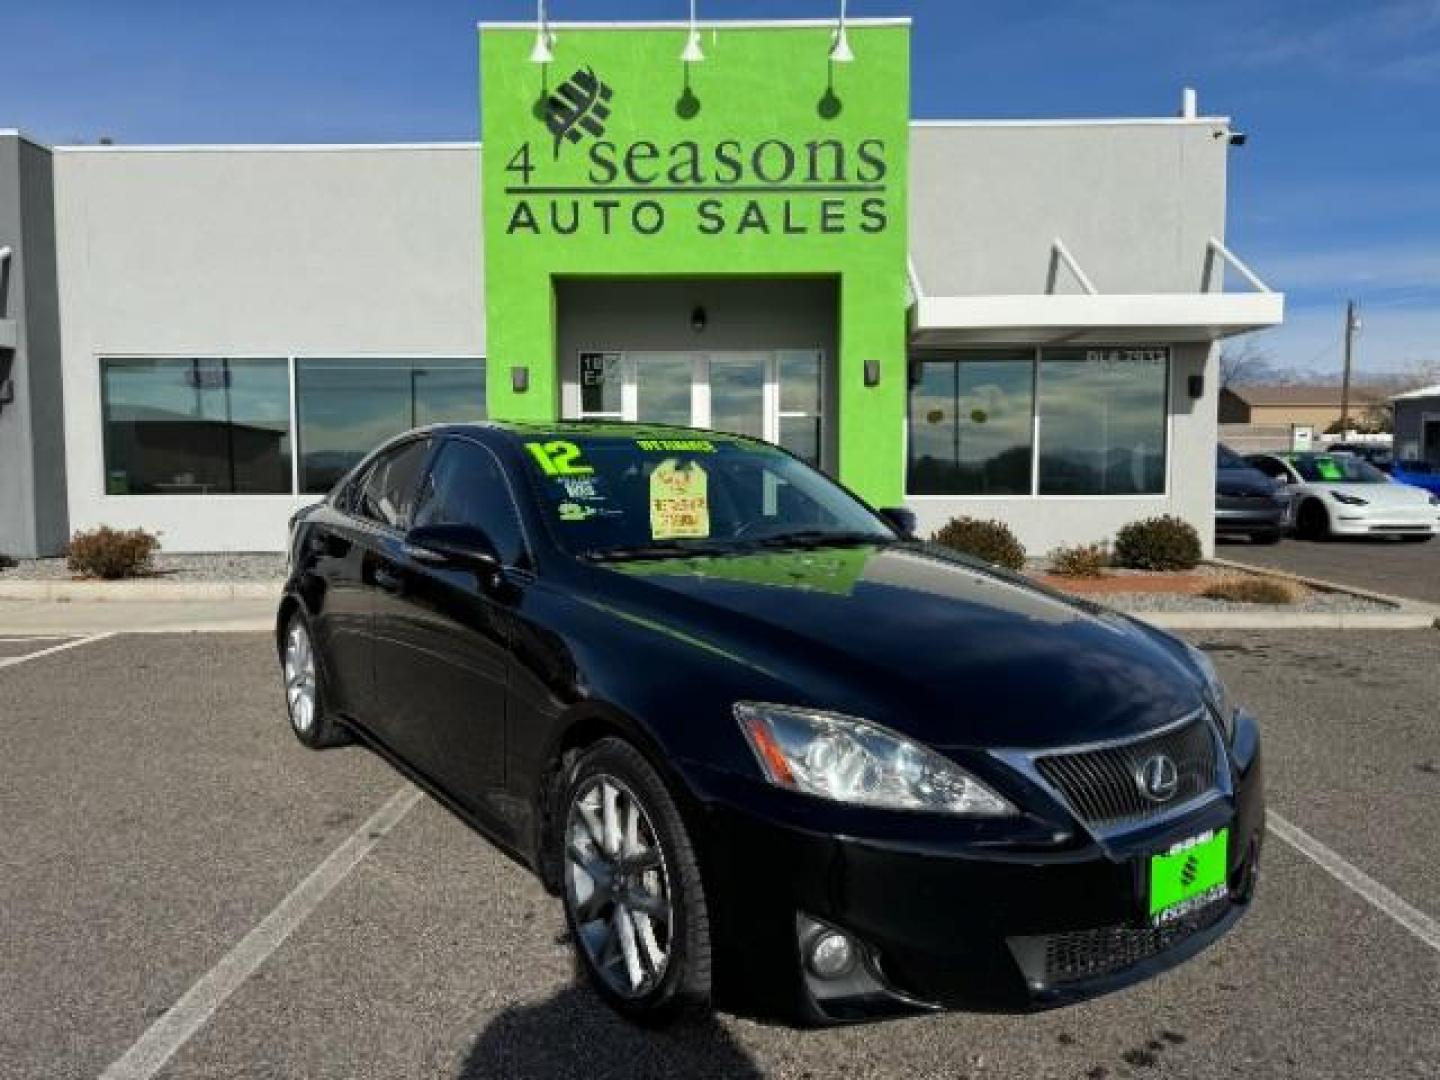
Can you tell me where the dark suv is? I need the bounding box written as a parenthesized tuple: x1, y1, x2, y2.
(1215, 444, 1289, 543)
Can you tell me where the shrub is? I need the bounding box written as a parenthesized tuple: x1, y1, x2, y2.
(1201, 576, 1298, 605)
(65, 526, 161, 580)
(932, 516, 1026, 571)
(1049, 542, 1109, 578)
(1112, 516, 1202, 572)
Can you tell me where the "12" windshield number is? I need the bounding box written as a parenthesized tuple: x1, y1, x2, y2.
(526, 440, 594, 477)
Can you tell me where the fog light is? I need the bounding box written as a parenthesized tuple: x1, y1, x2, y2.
(806, 929, 858, 980)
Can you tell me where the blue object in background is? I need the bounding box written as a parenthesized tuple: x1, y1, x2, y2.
(1392, 460, 1440, 497)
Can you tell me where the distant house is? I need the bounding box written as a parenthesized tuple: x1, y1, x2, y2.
(1391, 384, 1440, 464)
(1218, 385, 1383, 431)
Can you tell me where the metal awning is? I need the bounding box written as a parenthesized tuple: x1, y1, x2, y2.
(908, 238, 1284, 347)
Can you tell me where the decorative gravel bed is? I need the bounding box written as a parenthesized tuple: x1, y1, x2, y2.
(0, 553, 286, 582)
(1087, 589, 1395, 616)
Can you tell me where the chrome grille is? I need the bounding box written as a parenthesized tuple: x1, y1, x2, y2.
(1034, 715, 1218, 831)
(1014, 894, 1230, 987)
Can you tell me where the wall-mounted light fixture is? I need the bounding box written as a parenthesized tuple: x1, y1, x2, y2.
(864, 359, 880, 387)
(681, 0, 705, 62)
(511, 366, 531, 393)
(530, 0, 555, 64)
(690, 306, 708, 333)
(1188, 374, 1205, 400)
(830, 0, 854, 63)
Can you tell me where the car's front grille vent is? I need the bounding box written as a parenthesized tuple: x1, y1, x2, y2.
(1020, 894, 1230, 986)
(1034, 716, 1218, 831)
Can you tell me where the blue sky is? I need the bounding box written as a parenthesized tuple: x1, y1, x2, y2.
(4, 0, 1439, 377)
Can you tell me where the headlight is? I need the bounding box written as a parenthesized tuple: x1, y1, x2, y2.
(1183, 643, 1237, 741)
(735, 703, 1014, 816)
(1329, 490, 1368, 506)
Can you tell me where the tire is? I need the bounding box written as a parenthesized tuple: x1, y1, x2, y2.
(1250, 530, 1283, 545)
(558, 737, 712, 1024)
(1297, 500, 1331, 541)
(281, 609, 350, 749)
(1401, 534, 1434, 543)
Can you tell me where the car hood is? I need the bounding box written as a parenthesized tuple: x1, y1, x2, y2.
(1304, 481, 1435, 507)
(592, 543, 1205, 750)
(1217, 467, 1280, 498)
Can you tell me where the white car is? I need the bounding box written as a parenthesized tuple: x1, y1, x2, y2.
(1246, 452, 1440, 542)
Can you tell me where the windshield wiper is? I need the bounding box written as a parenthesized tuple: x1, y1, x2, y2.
(581, 540, 742, 563)
(750, 530, 890, 550)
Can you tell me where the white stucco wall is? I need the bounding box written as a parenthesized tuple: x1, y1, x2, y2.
(52, 144, 484, 552)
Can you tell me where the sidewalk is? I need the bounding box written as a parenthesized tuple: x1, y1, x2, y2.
(0, 599, 275, 635)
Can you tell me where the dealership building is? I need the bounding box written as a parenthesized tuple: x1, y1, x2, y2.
(0, 18, 1283, 557)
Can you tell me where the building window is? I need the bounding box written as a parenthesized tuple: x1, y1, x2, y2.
(1037, 348, 1168, 495)
(101, 358, 291, 495)
(296, 358, 486, 494)
(906, 347, 1169, 497)
(907, 352, 1035, 495)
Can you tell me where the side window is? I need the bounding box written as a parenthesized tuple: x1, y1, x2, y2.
(413, 438, 527, 566)
(357, 439, 431, 530)
(1249, 456, 1286, 482)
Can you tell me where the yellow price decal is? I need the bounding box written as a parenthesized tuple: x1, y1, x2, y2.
(526, 440, 593, 477)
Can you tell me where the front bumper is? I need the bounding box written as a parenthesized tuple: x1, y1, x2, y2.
(689, 713, 1264, 1022)
(1215, 501, 1288, 533)
(1327, 509, 1440, 536)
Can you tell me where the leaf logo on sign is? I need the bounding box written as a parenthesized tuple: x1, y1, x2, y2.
(543, 67, 614, 158)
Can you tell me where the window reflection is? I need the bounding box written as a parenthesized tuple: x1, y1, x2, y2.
(907, 354, 1034, 495)
(297, 358, 485, 493)
(101, 358, 290, 495)
(1038, 349, 1167, 495)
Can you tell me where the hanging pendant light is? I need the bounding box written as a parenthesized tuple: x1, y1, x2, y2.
(681, 0, 705, 62)
(530, 0, 554, 63)
(829, 0, 854, 62)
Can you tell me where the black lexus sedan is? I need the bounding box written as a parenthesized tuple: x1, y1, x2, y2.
(1215, 443, 1290, 543)
(277, 422, 1263, 1025)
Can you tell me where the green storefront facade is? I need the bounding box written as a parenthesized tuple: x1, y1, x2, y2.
(481, 20, 911, 506)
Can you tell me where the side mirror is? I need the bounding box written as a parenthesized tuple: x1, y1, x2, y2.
(404, 522, 501, 574)
(877, 507, 917, 538)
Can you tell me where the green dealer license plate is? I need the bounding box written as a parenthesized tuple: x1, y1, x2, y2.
(1148, 828, 1228, 926)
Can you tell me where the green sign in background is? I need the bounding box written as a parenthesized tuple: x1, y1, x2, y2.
(479, 22, 911, 504)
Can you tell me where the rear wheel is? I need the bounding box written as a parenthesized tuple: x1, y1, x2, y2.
(281, 610, 350, 749)
(559, 738, 712, 1024)
(1297, 500, 1331, 541)
(1250, 529, 1283, 545)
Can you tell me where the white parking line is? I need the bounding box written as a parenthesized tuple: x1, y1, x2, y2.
(98, 784, 424, 1080)
(0, 632, 116, 669)
(1269, 811, 1440, 953)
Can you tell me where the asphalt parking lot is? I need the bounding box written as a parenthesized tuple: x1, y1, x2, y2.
(2, 630, 1437, 1080)
(1220, 533, 1440, 605)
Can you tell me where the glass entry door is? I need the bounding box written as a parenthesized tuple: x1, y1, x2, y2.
(574, 349, 823, 466)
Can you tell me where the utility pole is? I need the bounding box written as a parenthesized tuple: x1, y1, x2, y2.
(1339, 300, 1359, 435)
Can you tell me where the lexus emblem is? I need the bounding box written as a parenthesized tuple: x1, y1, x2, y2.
(1137, 754, 1180, 803)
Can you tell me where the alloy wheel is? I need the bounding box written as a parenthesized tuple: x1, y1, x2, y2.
(564, 774, 674, 999)
(284, 621, 318, 736)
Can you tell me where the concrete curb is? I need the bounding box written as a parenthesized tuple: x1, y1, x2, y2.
(0, 579, 282, 603)
(1132, 610, 1440, 631)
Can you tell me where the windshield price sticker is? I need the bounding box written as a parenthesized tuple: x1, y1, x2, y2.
(649, 459, 710, 540)
(527, 440, 594, 477)
(636, 438, 715, 453)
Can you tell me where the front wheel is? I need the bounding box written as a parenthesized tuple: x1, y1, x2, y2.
(559, 738, 712, 1024)
(1296, 500, 1331, 541)
(281, 610, 350, 749)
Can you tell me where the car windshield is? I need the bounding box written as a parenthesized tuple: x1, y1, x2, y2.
(1291, 454, 1389, 483)
(1216, 445, 1247, 469)
(518, 432, 896, 559)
